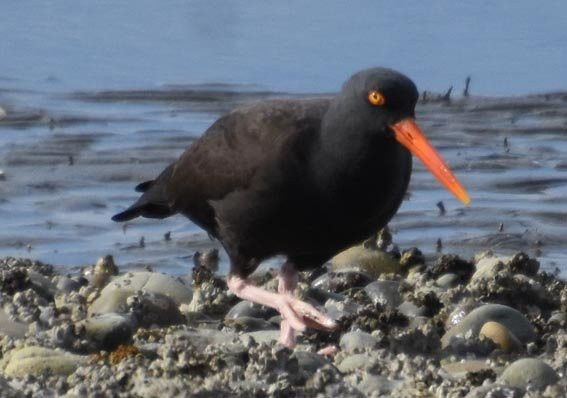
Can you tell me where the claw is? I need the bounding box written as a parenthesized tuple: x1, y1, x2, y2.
(227, 267, 335, 350)
(277, 295, 336, 333)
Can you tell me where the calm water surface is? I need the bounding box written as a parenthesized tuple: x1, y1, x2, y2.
(0, 1, 566, 275)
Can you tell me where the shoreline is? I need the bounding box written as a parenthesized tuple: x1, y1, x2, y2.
(1, 244, 565, 397)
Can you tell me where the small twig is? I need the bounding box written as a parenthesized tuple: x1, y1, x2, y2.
(442, 86, 453, 102)
(463, 76, 471, 97)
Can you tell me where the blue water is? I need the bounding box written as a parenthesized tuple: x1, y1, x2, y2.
(1, 1, 566, 95)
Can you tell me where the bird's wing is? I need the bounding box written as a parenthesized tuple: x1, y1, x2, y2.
(166, 98, 330, 227)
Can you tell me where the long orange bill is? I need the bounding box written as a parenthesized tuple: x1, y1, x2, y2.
(391, 118, 470, 205)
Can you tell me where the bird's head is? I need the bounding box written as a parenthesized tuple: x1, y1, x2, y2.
(338, 67, 470, 205)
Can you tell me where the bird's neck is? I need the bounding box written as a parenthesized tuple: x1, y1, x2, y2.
(315, 100, 396, 175)
(311, 100, 412, 204)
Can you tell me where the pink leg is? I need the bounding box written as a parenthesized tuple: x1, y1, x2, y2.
(278, 262, 298, 347)
(227, 265, 336, 348)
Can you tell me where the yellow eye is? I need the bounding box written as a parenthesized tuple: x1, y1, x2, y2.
(368, 90, 385, 106)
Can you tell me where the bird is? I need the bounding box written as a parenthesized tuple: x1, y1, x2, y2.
(112, 67, 470, 348)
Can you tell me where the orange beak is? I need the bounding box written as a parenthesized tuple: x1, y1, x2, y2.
(391, 118, 470, 205)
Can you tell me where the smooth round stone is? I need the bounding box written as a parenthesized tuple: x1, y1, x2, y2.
(339, 331, 379, 353)
(27, 270, 57, 299)
(54, 275, 81, 293)
(337, 353, 374, 372)
(397, 301, 426, 318)
(80, 313, 136, 350)
(0, 308, 28, 338)
(324, 299, 362, 322)
(331, 245, 400, 278)
(364, 280, 402, 307)
(292, 351, 331, 373)
(499, 358, 559, 390)
(479, 321, 522, 353)
(445, 300, 480, 329)
(441, 359, 494, 378)
(312, 270, 373, 293)
(225, 300, 277, 320)
(435, 273, 460, 289)
(441, 304, 535, 348)
(1, 346, 87, 378)
(89, 288, 132, 314)
(306, 287, 345, 305)
(89, 271, 192, 315)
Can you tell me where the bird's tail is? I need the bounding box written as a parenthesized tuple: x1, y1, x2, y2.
(112, 165, 176, 222)
(111, 198, 174, 222)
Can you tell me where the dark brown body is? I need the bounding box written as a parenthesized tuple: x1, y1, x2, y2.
(113, 89, 413, 277)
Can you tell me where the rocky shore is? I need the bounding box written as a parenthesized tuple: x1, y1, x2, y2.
(1, 241, 566, 397)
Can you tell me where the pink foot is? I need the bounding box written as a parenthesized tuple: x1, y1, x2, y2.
(227, 263, 336, 349)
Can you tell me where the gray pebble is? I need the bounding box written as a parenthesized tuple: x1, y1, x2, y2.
(337, 353, 374, 372)
(499, 358, 559, 390)
(225, 300, 277, 320)
(441, 304, 535, 348)
(397, 301, 426, 318)
(331, 244, 401, 277)
(364, 280, 402, 307)
(435, 273, 460, 289)
(292, 351, 331, 374)
(89, 271, 192, 315)
(54, 275, 81, 293)
(306, 287, 345, 305)
(80, 313, 136, 350)
(28, 270, 57, 299)
(324, 298, 362, 322)
(339, 331, 379, 353)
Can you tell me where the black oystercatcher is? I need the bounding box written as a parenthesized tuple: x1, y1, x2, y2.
(113, 68, 470, 347)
